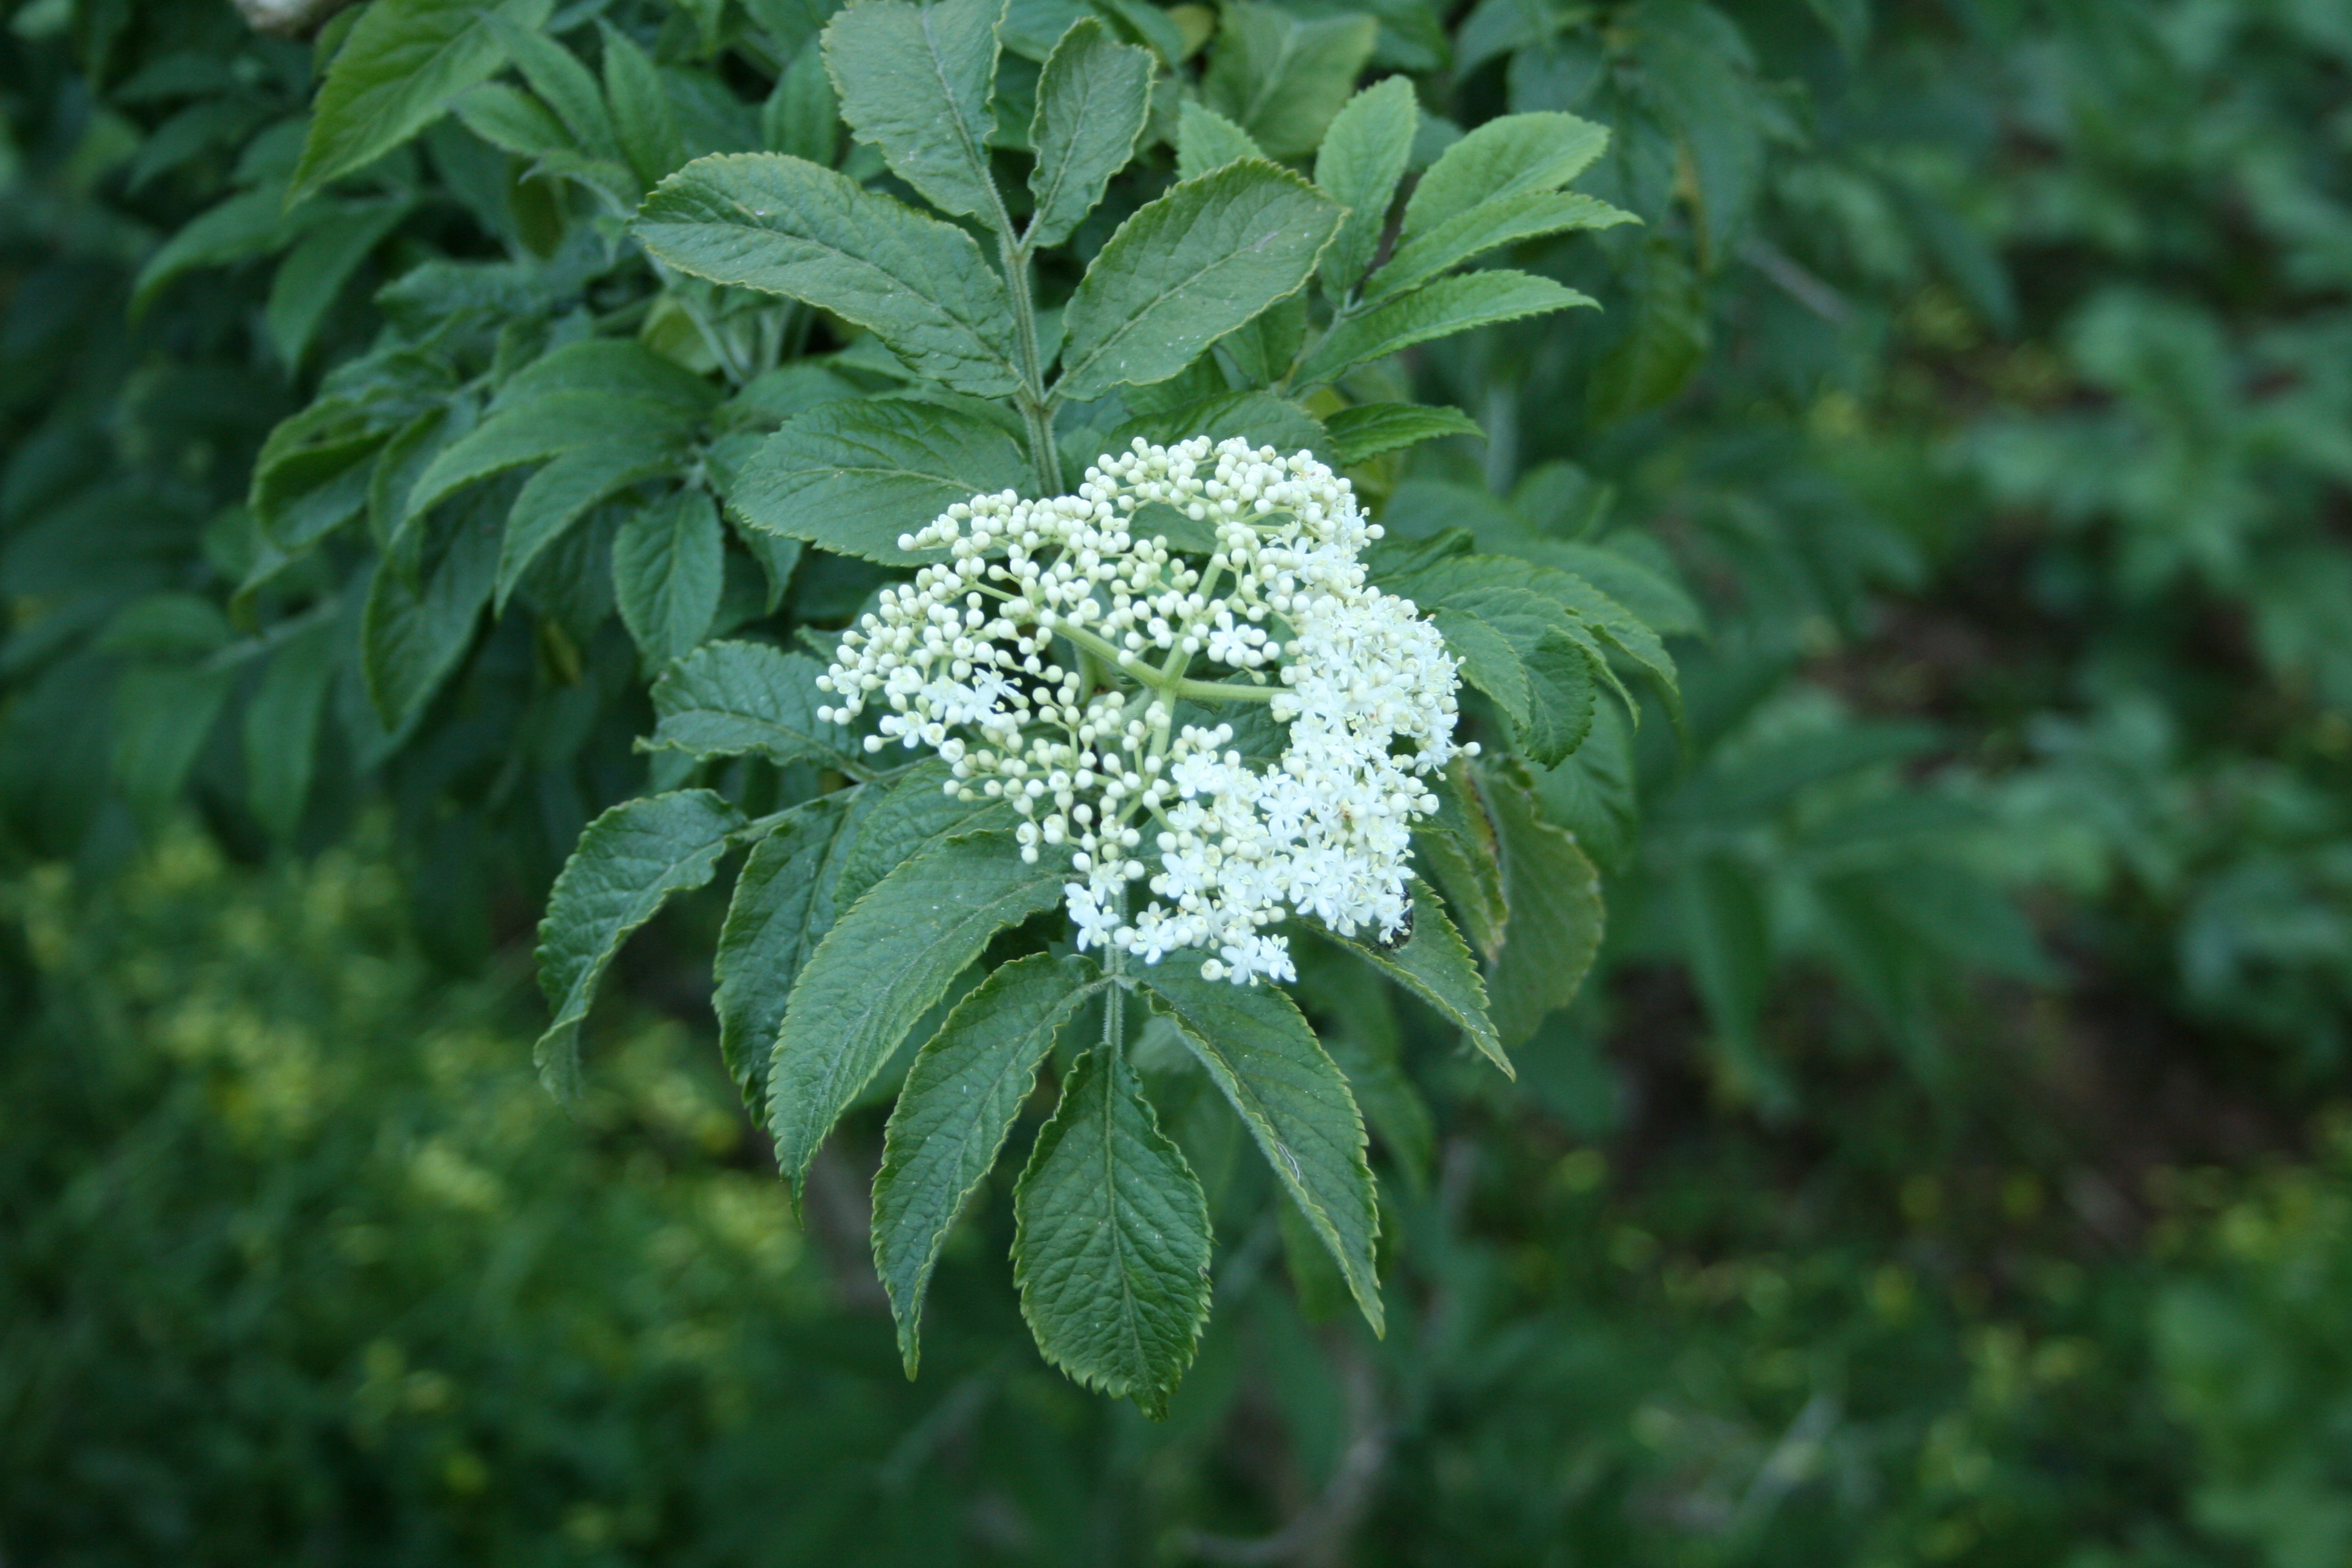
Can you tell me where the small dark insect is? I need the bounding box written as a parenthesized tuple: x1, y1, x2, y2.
(1373, 899, 1416, 952)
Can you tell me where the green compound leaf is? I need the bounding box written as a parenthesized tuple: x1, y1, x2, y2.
(1324, 401, 1482, 463)
(612, 489, 724, 670)
(1399, 109, 1609, 241)
(635, 154, 1023, 396)
(1430, 603, 1529, 724)
(361, 488, 501, 730)
(1013, 1037, 1211, 1418)
(730, 399, 1030, 566)
(534, 788, 748, 1101)
(1138, 966, 1383, 1336)
(494, 438, 682, 610)
(1482, 763, 1604, 1046)
(1293, 270, 1596, 390)
(823, 0, 1007, 223)
(1517, 627, 1598, 768)
(290, 0, 554, 204)
(601, 21, 688, 189)
(768, 831, 1067, 1198)
(1201, 2, 1378, 160)
(877, 952, 1103, 1374)
(1056, 159, 1342, 404)
(642, 639, 859, 769)
(1314, 75, 1417, 298)
(834, 757, 1016, 912)
(242, 612, 342, 841)
(1173, 100, 1265, 182)
(1413, 757, 1506, 960)
(1109, 390, 1330, 460)
(1339, 878, 1507, 1076)
(1368, 188, 1636, 305)
(714, 788, 875, 1119)
(1026, 19, 1154, 249)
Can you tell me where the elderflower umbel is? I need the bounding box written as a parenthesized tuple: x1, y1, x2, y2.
(815, 436, 1474, 985)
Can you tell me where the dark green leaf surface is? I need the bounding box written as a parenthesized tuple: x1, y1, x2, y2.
(767, 831, 1065, 1195)
(1172, 100, 1264, 181)
(1368, 189, 1635, 305)
(1483, 764, 1602, 1045)
(1399, 109, 1609, 240)
(1414, 758, 1507, 959)
(613, 490, 724, 670)
(635, 154, 1023, 396)
(534, 789, 747, 1100)
(291, 0, 554, 204)
(1056, 160, 1342, 403)
(1202, 2, 1379, 159)
(834, 757, 1015, 912)
(730, 399, 1030, 564)
(1013, 1039, 1210, 1416)
(643, 639, 858, 768)
(1325, 402, 1483, 463)
(713, 790, 867, 1116)
(1139, 967, 1383, 1334)
(1294, 270, 1596, 388)
(1315, 76, 1418, 296)
(875, 952, 1102, 1373)
(1025, 19, 1152, 248)
(824, 0, 1008, 223)
(1340, 878, 1507, 1075)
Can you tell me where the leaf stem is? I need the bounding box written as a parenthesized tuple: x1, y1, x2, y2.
(1172, 678, 1278, 704)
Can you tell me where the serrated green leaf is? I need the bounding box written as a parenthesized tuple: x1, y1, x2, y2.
(1138, 967, 1382, 1334)
(290, 0, 555, 204)
(1324, 401, 1481, 463)
(762, 41, 838, 162)
(1026, 19, 1153, 247)
(1315, 75, 1417, 296)
(1399, 109, 1608, 240)
(266, 199, 409, 367)
(534, 788, 748, 1100)
(1294, 269, 1595, 388)
(1201, 2, 1377, 159)
(644, 639, 858, 767)
(1013, 1036, 1210, 1416)
(730, 399, 1030, 565)
(1056, 159, 1341, 403)
(825, 0, 1008, 223)
(877, 952, 1103, 1374)
(485, 10, 619, 160)
(1108, 390, 1328, 458)
(714, 790, 867, 1116)
(601, 21, 689, 188)
(243, 612, 342, 841)
(613, 489, 724, 669)
(1368, 188, 1634, 305)
(132, 186, 313, 313)
(1483, 763, 1602, 1045)
(452, 79, 575, 159)
(404, 392, 691, 524)
(1517, 628, 1596, 768)
(835, 756, 1016, 910)
(494, 438, 681, 609)
(635, 154, 1024, 397)
(1429, 604, 1528, 724)
(1414, 757, 1506, 959)
(361, 488, 501, 728)
(768, 831, 1065, 1195)
(1172, 99, 1264, 181)
(1339, 878, 1506, 1075)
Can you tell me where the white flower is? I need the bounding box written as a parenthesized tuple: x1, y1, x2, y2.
(818, 436, 1474, 982)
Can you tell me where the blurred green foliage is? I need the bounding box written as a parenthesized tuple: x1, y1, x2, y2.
(5, 0, 2352, 1559)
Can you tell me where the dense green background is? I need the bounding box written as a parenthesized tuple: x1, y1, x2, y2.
(7, 0, 2352, 1561)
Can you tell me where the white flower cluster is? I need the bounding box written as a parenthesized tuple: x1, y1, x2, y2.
(815, 436, 1472, 984)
